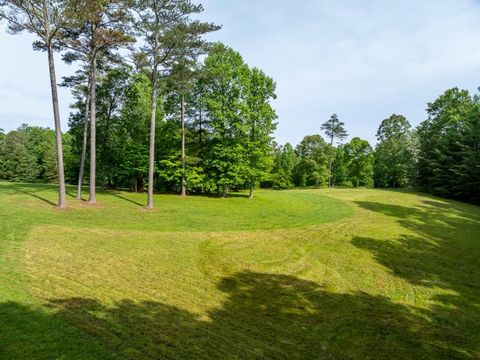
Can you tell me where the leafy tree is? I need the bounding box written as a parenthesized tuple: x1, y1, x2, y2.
(133, 0, 219, 207)
(332, 144, 349, 186)
(199, 43, 250, 196)
(417, 88, 480, 203)
(321, 114, 348, 187)
(62, 0, 133, 203)
(0, 126, 40, 182)
(60, 68, 90, 198)
(294, 135, 329, 188)
(270, 143, 297, 190)
(116, 73, 153, 191)
(0, 125, 74, 183)
(373, 114, 414, 188)
(164, 18, 219, 196)
(244, 67, 277, 197)
(95, 67, 131, 190)
(344, 137, 374, 187)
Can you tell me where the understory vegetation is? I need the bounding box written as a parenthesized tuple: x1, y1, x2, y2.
(0, 183, 479, 359)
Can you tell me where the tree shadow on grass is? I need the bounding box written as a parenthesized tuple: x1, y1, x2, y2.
(14, 188, 56, 206)
(108, 192, 144, 207)
(1, 271, 477, 359)
(2, 183, 78, 205)
(352, 201, 480, 301)
(3, 182, 57, 206)
(351, 200, 480, 358)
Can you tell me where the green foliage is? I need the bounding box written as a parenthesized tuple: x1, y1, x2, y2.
(344, 137, 374, 187)
(332, 144, 349, 186)
(373, 114, 415, 188)
(270, 143, 296, 189)
(417, 88, 480, 204)
(243, 67, 277, 194)
(198, 44, 278, 196)
(0, 125, 64, 182)
(321, 113, 348, 145)
(294, 135, 329, 187)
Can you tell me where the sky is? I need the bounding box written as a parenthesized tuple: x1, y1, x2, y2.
(1, 0, 480, 146)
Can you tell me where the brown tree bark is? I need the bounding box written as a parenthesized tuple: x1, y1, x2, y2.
(77, 91, 90, 200)
(328, 134, 334, 188)
(146, 74, 158, 209)
(88, 53, 97, 204)
(180, 94, 186, 197)
(47, 43, 67, 209)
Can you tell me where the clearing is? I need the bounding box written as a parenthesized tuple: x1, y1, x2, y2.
(0, 183, 479, 359)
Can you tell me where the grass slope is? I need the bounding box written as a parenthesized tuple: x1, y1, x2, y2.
(0, 182, 479, 359)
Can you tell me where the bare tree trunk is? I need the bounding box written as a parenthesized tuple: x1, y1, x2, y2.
(356, 164, 360, 188)
(329, 136, 333, 187)
(77, 91, 90, 200)
(101, 101, 113, 193)
(329, 161, 333, 187)
(180, 94, 186, 197)
(146, 74, 158, 209)
(199, 109, 202, 145)
(88, 55, 97, 204)
(47, 44, 66, 209)
(249, 177, 254, 198)
(223, 184, 229, 197)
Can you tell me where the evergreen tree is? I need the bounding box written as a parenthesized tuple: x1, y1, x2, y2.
(321, 113, 348, 187)
(0, 0, 84, 208)
(133, 0, 219, 207)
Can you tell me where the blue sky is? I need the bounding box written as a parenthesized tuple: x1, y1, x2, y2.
(1, 0, 480, 145)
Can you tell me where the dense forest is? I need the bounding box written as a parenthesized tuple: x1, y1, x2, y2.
(0, 1, 479, 206)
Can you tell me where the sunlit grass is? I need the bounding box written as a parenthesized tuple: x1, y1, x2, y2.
(0, 182, 479, 359)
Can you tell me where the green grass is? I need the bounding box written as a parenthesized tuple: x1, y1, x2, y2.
(0, 182, 479, 359)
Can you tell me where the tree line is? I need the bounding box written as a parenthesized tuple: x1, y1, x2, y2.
(2, 85, 478, 205)
(1, 1, 478, 206)
(268, 87, 479, 205)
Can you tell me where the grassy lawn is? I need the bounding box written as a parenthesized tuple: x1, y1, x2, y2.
(0, 182, 479, 359)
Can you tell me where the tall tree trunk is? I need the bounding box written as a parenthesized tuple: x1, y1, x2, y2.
(47, 44, 66, 209)
(329, 135, 334, 187)
(180, 94, 186, 197)
(77, 91, 90, 200)
(329, 161, 333, 187)
(199, 109, 202, 145)
(88, 55, 97, 204)
(249, 177, 254, 198)
(356, 164, 360, 187)
(101, 99, 113, 193)
(146, 74, 158, 209)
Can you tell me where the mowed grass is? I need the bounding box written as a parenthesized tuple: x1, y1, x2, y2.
(0, 182, 479, 359)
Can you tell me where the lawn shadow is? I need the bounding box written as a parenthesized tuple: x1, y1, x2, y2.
(1, 271, 477, 359)
(351, 199, 480, 357)
(108, 192, 144, 207)
(2, 183, 80, 206)
(12, 186, 56, 206)
(353, 200, 480, 298)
